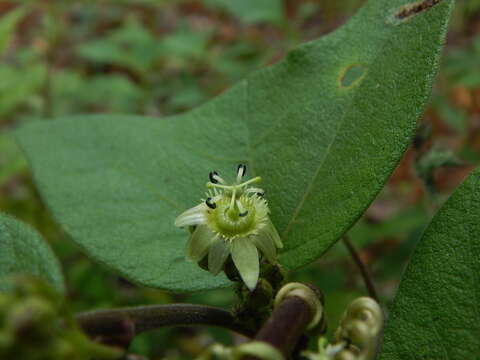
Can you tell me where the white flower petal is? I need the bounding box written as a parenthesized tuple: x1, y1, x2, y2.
(231, 237, 259, 291)
(175, 213, 207, 227)
(208, 238, 230, 275)
(186, 225, 216, 262)
(175, 203, 207, 227)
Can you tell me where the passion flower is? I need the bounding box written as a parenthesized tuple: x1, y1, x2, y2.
(175, 165, 282, 291)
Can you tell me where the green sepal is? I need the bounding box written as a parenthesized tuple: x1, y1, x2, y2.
(208, 238, 230, 275)
(186, 225, 216, 262)
(231, 238, 259, 291)
(267, 220, 282, 249)
(253, 227, 277, 263)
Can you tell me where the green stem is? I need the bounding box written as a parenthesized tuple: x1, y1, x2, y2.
(41, 1, 61, 119)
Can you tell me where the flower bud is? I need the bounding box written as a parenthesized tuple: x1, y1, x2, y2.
(7, 297, 56, 343)
(343, 320, 370, 347)
(334, 297, 383, 359)
(248, 278, 274, 308)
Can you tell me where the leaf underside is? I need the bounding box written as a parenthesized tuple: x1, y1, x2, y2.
(16, 0, 454, 292)
(0, 213, 65, 294)
(379, 167, 480, 359)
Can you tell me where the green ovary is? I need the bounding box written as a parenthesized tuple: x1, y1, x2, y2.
(208, 196, 257, 238)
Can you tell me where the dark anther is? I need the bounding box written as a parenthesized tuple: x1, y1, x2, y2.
(237, 164, 247, 177)
(256, 192, 265, 197)
(209, 171, 218, 184)
(239, 211, 248, 217)
(205, 197, 216, 209)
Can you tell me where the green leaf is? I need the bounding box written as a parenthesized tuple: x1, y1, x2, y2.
(0, 6, 25, 55)
(0, 64, 46, 118)
(0, 213, 64, 294)
(77, 18, 160, 75)
(16, 0, 454, 292)
(379, 167, 480, 359)
(157, 25, 212, 61)
(204, 0, 285, 25)
(0, 131, 27, 187)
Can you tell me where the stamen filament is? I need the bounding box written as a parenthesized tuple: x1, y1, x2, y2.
(209, 171, 225, 184)
(206, 183, 232, 190)
(239, 176, 262, 187)
(228, 187, 237, 216)
(230, 187, 237, 211)
(206, 176, 262, 190)
(236, 200, 246, 214)
(236, 164, 246, 183)
(213, 174, 225, 184)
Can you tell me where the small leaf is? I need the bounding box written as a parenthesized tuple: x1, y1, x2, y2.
(379, 167, 480, 359)
(0, 131, 27, 187)
(0, 64, 46, 118)
(77, 19, 161, 75)
(17, 0, 454, 292)
(0, 213, 64, 294)
(0, 6, 25, 55)
(204, 0, 285, 25)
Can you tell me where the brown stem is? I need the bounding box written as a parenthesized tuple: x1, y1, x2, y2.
(343, 236, 380, 302)
(76, 304, 253, 348)
(243, 295, 314, 359)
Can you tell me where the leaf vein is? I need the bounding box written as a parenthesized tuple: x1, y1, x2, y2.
(281, 105, 346, 238)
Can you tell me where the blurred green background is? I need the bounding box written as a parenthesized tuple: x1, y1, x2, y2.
(1, 0, 480, 358)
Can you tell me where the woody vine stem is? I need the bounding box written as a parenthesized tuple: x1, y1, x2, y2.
(75, 283, 323, 359)
(76, 304, 253, 348)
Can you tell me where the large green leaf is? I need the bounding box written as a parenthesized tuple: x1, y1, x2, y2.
(16, 0, 454, 292)
(379, 167, 480, 359)
(0, 213, 64, 294)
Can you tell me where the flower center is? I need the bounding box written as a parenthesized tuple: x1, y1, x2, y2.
(202, 165, 268, 240)
(208, 196, 256, 238)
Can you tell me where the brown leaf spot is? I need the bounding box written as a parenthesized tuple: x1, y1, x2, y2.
(395, 0, 443, 20)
